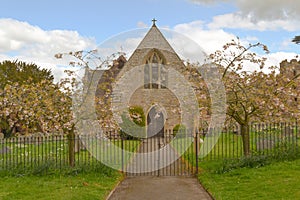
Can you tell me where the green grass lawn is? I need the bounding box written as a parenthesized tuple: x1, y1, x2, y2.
(0, 138, 141, 172)
(0, 172, 122, 200)
(198, 159, 300, 200)
(0, 138, 141, 200)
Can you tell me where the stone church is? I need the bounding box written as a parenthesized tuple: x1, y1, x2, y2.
(82, 23, 299, 138)
(86, 20, 207, 137)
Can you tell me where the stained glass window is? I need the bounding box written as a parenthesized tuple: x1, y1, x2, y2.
(144, 50, 167, 89)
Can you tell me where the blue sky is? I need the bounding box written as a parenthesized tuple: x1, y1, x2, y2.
(1, 0, 234, 41)
(1, 0, 299, 80)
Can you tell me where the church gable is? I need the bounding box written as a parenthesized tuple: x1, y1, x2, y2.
(118, 22, 186, 80)
(136, 23, 176, 53)
(94, 21, 208, 131)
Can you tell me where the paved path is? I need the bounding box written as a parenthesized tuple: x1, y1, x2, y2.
(107, 176, 212, 200)
(107, 136, 212, 200)
(126, 137, 191, 176)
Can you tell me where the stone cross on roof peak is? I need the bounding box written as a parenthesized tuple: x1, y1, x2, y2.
(152, 18, 157, 27)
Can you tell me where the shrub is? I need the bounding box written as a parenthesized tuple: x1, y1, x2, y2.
(119, 106, 146, 139)
(173, 124, 186, 138)
(218, 155, 271, 173)
(128, 106, 145, 127)
(0, 160, 116, 177)
(217, 143, 300, 174)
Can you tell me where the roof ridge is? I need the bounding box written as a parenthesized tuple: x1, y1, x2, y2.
(136, 25, 177, 53)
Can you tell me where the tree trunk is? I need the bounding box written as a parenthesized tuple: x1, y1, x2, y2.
(68, 128, 76, 167)
(241, 124, 250, 156)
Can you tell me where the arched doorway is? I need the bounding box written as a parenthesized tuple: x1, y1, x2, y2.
(147, 106, 164, 138)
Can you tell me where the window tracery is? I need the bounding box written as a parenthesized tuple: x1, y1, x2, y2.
(144, 50, 167, 89)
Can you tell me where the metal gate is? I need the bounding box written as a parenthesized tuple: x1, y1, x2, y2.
(125, 132, 199, 176)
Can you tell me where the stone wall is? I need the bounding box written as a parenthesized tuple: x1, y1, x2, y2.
(280, 59, 300, 77)
(129, 87, 181, 130)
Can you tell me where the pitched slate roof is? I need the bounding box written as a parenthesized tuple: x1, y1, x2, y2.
(136, 24, 177, 54)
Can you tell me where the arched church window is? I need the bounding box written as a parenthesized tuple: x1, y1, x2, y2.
(144, 50, 167, 89)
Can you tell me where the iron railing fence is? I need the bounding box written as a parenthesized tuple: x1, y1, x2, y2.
(0, 122, 299, 175)
(198, 122, 299, 161)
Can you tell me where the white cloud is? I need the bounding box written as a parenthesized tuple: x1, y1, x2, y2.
(0, 18, 298, 82)
(240, 52, 299, 74)
(235, 0, 300, 21)
(242, 36, 258, 43)
(190, 0, 300, 20)
(189, 0, 230, 5)
(274, 38, 297, 52)
(169, 20, 299, 72)
(189, 0, 300, 31)
(0, 18, 96, 54)
(208, 13, 300, 31)
(96, 29, 147, 62)
(137, 21, 148, 28)
(173, 20, 236, 55)
(0, 18, 47, 52)
(265, 52, 298, 69)
(0, 18, 97, 82)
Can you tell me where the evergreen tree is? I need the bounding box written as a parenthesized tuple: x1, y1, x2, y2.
(0, 60, 53, 89)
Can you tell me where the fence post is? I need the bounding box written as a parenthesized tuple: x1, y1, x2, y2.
(195, 129, 199, 175)
(296, 121, 299, 150)
(121, 135, 124, 173)
(68, 128, 76, 167)
(157, 140, 160, 177)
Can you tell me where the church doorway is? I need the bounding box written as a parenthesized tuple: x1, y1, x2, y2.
(147, 106, 164, 138)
